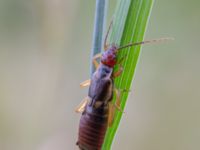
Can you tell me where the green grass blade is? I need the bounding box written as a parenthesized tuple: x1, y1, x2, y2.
(102, 0, 154, 149)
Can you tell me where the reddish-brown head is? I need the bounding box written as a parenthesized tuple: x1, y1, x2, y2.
(101, 45, 118, 68)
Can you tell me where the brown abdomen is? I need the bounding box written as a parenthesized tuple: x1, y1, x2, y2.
(77, 104, 108, 150)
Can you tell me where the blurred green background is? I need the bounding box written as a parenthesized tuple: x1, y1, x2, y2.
(0, 0, 199, 150)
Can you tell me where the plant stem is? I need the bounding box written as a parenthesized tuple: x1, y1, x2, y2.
(90, 0, 108, 75)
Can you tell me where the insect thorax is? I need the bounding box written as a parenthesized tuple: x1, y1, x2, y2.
(88, 64, 113, 107)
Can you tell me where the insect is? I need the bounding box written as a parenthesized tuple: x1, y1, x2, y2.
(76, 21, 171, 150)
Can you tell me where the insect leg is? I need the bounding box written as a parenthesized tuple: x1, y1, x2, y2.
(80, 53, 102, 88)
(108, 99, 124, 127)
(108, 102, 115, 127)
(114, 88, 123, 112)
(104, 20, 113, 50)
(93, 53, 102, 69)
(75, 96, 90, 113)
(108, 87, 127, 127)
(112, 55, 127, 78)
(114, 87, 131, 112)
(112, 64, 123, 78)
(80, 79, 91, 87)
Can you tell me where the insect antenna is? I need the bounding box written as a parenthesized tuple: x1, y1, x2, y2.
(104, 19, 113, 50)
(117, 37, 174, 51)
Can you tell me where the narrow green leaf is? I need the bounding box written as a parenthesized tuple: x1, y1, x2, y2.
(102, 0, 154, 149)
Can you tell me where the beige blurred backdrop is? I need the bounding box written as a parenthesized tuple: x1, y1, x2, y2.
(0, 0, 199, 150)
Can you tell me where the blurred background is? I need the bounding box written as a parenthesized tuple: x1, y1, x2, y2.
(0, 0, 199, 150)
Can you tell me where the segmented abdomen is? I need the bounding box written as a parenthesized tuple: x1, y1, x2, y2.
(77, 104, 109, 150)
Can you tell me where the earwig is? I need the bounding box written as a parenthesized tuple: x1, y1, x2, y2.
(76, 21, 172, 150)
